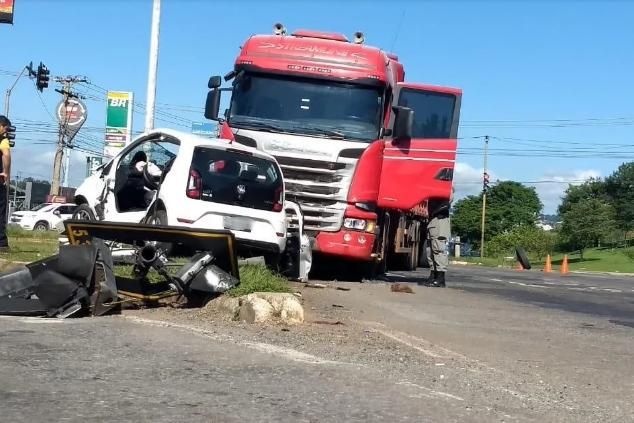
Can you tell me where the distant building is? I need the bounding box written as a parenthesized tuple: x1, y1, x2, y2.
(537, 222, 554, 231)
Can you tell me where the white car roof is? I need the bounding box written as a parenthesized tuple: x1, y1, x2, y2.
(144, 128, 278, 164)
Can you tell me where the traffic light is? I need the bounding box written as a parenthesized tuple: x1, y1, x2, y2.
(35, 62, 50, 92)
(5, 125, 16, 147)
(483, 172, 490, 192)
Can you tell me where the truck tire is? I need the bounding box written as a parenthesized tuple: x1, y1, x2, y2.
(515, 247, 531, 270)
(418, 238, 430, 268)
(408, 239, 419, 271)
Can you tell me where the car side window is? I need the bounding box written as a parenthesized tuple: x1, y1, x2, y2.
(118, 139, 179, 171)
(57, 205, 76, 215)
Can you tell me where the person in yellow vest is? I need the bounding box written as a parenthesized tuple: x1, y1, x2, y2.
(0, 115, 12, 252)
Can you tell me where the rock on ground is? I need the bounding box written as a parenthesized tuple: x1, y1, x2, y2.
(238, 292, 304, 324)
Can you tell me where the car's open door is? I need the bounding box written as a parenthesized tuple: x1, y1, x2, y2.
(377, 83, 462, 210)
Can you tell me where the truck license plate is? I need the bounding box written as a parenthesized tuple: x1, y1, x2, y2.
(223, 216, 251, 232)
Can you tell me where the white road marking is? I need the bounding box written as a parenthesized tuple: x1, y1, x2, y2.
(507, 281, 551, 289)
(0, 316, 65, 324)
(490, 278, 503, 282)
(397, 381, 464, 401)
(123, 316, 349, 366)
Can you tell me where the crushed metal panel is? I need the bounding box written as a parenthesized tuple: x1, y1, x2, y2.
(63, 220, 240, 278)
(63, 220, 240, 301)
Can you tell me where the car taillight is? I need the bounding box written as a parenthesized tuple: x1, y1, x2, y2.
(186, 168, 202, 199)
(272, 186, 283, 212)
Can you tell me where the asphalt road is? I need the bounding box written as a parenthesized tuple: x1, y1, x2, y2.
(388, 265, 634, 327)
(1, 265, 632, 422)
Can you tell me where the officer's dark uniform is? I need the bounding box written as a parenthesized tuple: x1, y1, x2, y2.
(0, 116, 11, 251)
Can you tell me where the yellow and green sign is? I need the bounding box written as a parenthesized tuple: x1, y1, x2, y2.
(105, 91, 133, 158)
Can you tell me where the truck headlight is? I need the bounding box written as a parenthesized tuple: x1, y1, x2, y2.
(343, 218, 376, 233)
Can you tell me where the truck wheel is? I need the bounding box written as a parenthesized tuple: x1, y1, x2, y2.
(515, 247, 532, 270)
(72, 204, 95, 221)
(418, 238, 430, 268)
(408, 240, 419, 271)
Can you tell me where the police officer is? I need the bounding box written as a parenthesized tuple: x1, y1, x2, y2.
(422, 189, 454, 288)
(0, 115, 12, 253)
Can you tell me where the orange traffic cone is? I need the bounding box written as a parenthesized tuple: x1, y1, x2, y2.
(560, 255, 569, 275)
(515, 261, 524, 271)
(544, 255, 552, 273)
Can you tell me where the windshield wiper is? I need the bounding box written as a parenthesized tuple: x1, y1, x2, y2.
(289, 126, 347, 139)
(230, 120, 287, 133)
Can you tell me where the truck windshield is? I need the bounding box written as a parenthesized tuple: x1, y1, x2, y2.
(228, 73, 383, 142)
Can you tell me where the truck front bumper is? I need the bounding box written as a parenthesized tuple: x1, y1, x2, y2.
(313, 230, 376, 261)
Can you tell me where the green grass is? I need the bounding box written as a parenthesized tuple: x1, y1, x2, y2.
(0, 228, 59, 263)
(6, 226, 60, 239)
(112, 261, 290, 296)
(549, 248, 634, 274)
(227, 264, 290, 297)
(458, 247, 634, 274)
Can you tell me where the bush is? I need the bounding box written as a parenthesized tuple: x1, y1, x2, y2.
(228, 265, 290, 297)
(486, 226, 557, 261)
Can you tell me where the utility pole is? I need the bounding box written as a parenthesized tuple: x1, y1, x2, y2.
(480, 135, 490, 258)
(145, 0, 161, 132)
(50, 76, 87, 196)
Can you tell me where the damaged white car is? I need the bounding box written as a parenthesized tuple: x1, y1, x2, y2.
(72, 129, 307, 274)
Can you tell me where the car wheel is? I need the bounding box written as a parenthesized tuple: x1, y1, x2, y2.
(148, 209, 174, 256)
(33, 221, 49, 232)
(72, 204, 96, 221)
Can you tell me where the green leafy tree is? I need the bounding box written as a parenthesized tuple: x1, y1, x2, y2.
(559, 198, 617, 259)
(452, 181, 542, 246)
(558, 178, 609, 216)
(605, 162, 634, 232)
(451, 195, 483, 245)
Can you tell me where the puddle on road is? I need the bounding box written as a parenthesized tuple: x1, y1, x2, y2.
(609, 319, 634, 328)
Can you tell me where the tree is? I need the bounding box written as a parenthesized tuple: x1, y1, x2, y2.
(558, 178, 609, 216)
(452, 181, 542, 245)
(605, 162, 634, 232)
(451, 194, 482, 245)
(559, 198, 617, 259)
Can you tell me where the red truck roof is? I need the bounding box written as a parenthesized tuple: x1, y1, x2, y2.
(236, 33, 391, 84)
(399, 82, 462, 96)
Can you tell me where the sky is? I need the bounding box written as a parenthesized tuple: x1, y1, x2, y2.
(1, 0, 633, 213)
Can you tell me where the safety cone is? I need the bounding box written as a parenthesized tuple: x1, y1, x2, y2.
(544, 255, 552, 273)
(560, 255, 569, 275)
(515, 261, 524, 271)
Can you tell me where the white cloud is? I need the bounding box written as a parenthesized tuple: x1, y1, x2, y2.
(453, 162, 601, 215)
(13, 147, 91, 187)
(453, 162, 499, 199)
(529, 169, 601, 214)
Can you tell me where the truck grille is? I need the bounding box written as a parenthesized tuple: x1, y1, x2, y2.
(275, 156, 354, 233)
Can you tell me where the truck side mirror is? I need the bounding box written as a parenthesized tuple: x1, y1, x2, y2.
(204, 89, 221, 121)
(392, 106, 413, 141)
(208, 76, 222, 89)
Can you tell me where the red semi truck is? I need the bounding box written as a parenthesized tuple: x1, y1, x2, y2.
(204, 24, 461, 273)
